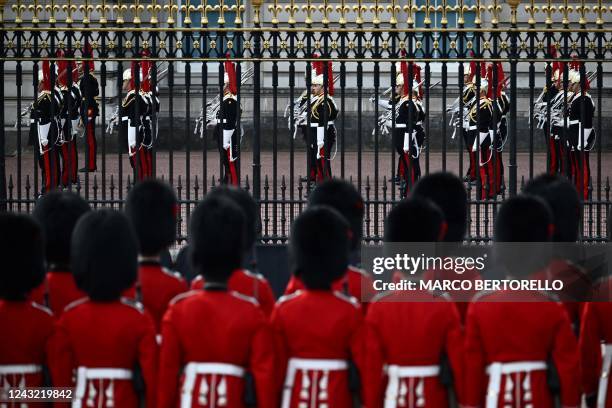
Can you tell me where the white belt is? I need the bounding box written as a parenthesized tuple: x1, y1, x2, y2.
(486, 361, 547, 408)
(30, 119, 36, 124)
(569, 120, 580, 126)
(181, 362, 246, 408)
(281, 358, 348, 408)
(395, 123, 407, 128)
(416, 121, 423, 126)
(0, 364, 42, 375)
(74, 367, 133, 408)
(597, 344, 612, 408)
(121, 116, 129, 121)
(468, 125, 478, 131)
(384, 365, 440, 408)
(309, 121, 335, 128)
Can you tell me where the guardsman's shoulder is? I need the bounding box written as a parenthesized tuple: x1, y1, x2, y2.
(119, 297, 146, 314)
(169, 290, 200, 306)
(229, 291, 260, 308)
(276, 290, 303, 306)
(333, 291, 360, 309)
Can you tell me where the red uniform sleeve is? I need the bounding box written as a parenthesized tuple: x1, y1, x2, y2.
(270, 306, 289, 397)
(258, 280, 276, 317)
(579, 303, 601, 399)
(444, 302, 466, 405)
(349, 308, 368, 405)
(157, 308, 182, 408)
(363, 305, 385, 408)
(250, 315, 278, 407)
(463, 303, 487, 408)
(139, 312, 158, 408)
(550, 305, 580, 407)
(283, 276, 304, 295)
(47, 320, 75, 408)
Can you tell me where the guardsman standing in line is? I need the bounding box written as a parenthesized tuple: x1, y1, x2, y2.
(56, 51, 81, 186)
(47, 210, 158, 408)
(488, 62, 509, 196)
(467, 76, 495, 199)
(272, 206, 366, 408)
(190, 186, 276, 316)
(157, 195, 277, 408)
(308, 58, 338, 182)
(215, 58, 241, 185)
(0, 214, 55, 396)
(464, 196, 580, 408)
(567, 64, 595, 200)
(283, 179, 375, 312)
(364, 198, 465, 408)
(120, 62, 148, 181)
(391, 61, 413, 195)
(29, 192, 90, 317)
(79, 43, 100, 173)
(124, 180, 188, 336)
(30, 60, 61, 194)
(406, 63, 426, 185)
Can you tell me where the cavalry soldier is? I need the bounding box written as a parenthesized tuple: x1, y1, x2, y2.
(541, 46, 565, 175)
(406, 63, 426, 187)
(364, 198, 465, 408)
(307, 57, 338, 182)
(157, 195, 276, 408)
(30, 192, 90, 317)
(0, 213, 55, 397)
(139, 52, 157, 179)
(567, 63, 595, 200)
(124, 180, 188, 336)
(488, 62, 509, 196)
(56, 50, 81, 186)
(30, 60, 61, 194)
(120, 62, 148, 181)
(79, 43, 100, 173)
(467, 75, 495, 199)
(461, 60, 478, 182)
(464, 196, 580, 408)
(215, 58, 241, 185)
(272, 207, 366, 408)
(47, 210, 158, 408)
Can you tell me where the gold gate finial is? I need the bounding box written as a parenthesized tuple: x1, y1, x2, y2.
(79, 0, 94, 24)
(594, 0, 605, 25)
(62, 0, 77, 24)
(130, 0, 145, 24)
(113, 1, 128, 24)
(506, 0, 521, 25)
(251, 0, 263, 25)
(96, 0, 110, 24)
(180, 0, 195, 24)
(164, 0, 178, 25)
(29, 1, 43, 24)
(11, 3, 26, 24)
(147, 0, 161, 24)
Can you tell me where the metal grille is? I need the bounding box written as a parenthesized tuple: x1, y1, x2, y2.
(0, 0, 610, 243)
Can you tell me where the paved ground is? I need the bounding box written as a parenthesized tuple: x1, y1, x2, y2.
(4, 149, 611, 241)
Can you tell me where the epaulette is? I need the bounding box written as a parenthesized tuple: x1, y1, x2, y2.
(36, 91, 51, 103)
(161, 267, 185, 283)
(63, 297, 89, 312)
(471, 290, 495, 302)
(30, 301, 53, 317)
(120, 297, 145, 314)
(169, 290, 200, 305)
(348, 265, 369, 278)
(277, 290, 303, 305)
(230, 290, 259, 307)
(333, 291, 360, 308)
(371, 291, 394, 303)
(243, 269, 267, 282)
(223, 93, 237, 101)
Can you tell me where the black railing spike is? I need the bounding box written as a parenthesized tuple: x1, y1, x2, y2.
(126, 175, 131, 193)
(244, 175, 250, 192)
(211, 175, 216, 188)
(194, 175, 200, 198)
(76, 176, 82, 194)
(520, 175, 525, 191)
(8, 174, 13, 191)
(25, 175, 31, 193)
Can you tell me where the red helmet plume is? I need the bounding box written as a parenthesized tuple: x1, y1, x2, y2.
(141, 50, 152, 92)
(224, 55, 237, 95)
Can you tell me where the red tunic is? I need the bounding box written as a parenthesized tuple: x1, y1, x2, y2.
(363, 289, 465, 408)
(124, 262, 188, 333)
(157, 289, 277, 408)
(30, 270, 86, 317)
(0, 299, 54, 404)
(271, 290, 366, 408)
(47, 298, 158, 408)
(284, 265, 376, 311)
(464, 290, 580, 408)
(580, 300, 612, 407)
(191, 269, 275, 316)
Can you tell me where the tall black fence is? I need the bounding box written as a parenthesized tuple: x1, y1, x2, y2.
(0, 0, 610, 243)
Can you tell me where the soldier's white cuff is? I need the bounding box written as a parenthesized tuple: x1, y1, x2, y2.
(128, 126, 137, 150)
(316, 127, 325, 147)
(223, 129, 234, 150)
(403, 133, 410, 152)
(38, 123, 50, 146)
